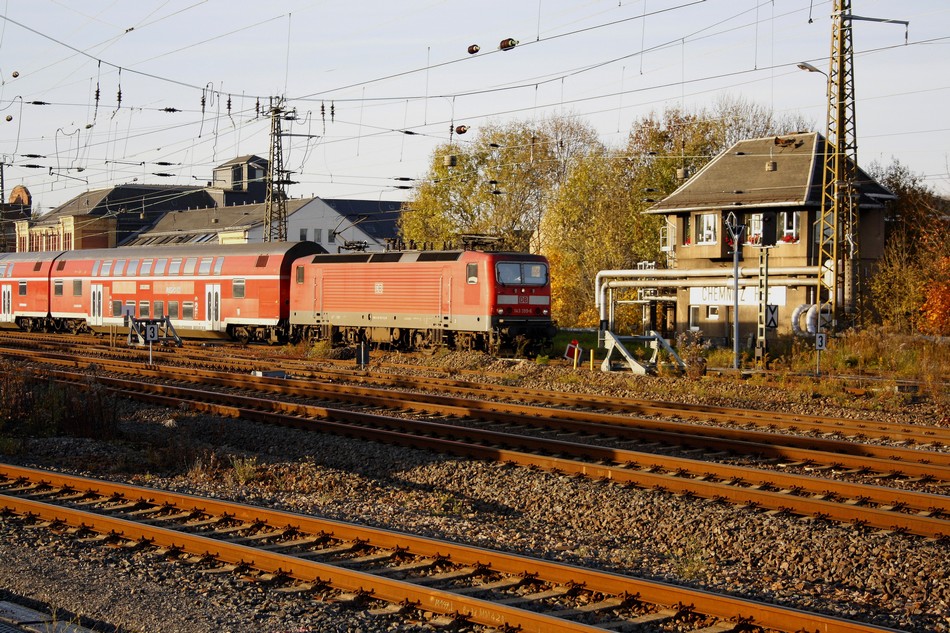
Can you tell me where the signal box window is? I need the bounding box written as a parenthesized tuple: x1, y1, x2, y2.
(168, 301, 180, 320)
(695, 213, 718, 245)
(182, 302, 195, 320)
(233, 278, 246, 299)
(467, 263, 478, 284)
(54, 280, 63, 296)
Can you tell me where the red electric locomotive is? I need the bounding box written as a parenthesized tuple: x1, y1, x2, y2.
(288, 249, 556, 353)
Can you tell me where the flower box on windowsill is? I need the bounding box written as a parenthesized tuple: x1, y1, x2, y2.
(781, 234, 799, 244)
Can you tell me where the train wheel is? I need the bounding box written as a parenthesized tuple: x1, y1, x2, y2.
(234, 327, 250, 345)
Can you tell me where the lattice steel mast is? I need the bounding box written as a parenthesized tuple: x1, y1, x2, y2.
(263, 98, 292, 242)
(816, 1, 908, 330)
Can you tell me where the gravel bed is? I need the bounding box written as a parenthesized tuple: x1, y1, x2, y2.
(1, 355, 948, 632)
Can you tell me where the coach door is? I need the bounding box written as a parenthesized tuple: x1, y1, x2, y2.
(0, 284, 11, 323)
(89, 284, 104, 326)
(205, 284, 221, 331)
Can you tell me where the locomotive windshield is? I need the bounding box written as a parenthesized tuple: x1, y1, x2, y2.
(496, 261, 548, 286)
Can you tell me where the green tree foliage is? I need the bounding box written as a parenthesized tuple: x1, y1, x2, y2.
(400, 115, 599, 252)
(867, 158, 950, 334)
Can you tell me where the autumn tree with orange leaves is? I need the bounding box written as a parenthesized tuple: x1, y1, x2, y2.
(867, 159, 950, 335)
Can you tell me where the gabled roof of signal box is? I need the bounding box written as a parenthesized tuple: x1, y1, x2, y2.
(645, 131, 895, 215)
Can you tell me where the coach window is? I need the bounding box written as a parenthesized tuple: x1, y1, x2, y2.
(125, 300, 136, 317)
(111, 300, 122, 316)
(54, 280, 64, 296)
(233, 278, 245, 299)
(115, 259, 126, 276)
(296, 266, 304, 284)
(17, 281, 26, 296)
(154, 301, 164, 318)
(168, 301, 180, 320)
(127, 259, 139, 275)
(212, 258, 224, 275)
(466, 263, 478, 284)
(139, 301, 150, 318)
(182, 301, 195, 320)
(184, 258, 197, 274)
(92, 261, 100, 276)
(155, 258, 168, 275)
(73, 280, 83, 296)
(198, 257, 213, 274)
(101, 260, 113, 276)
(169, 258, 182, 275)
(141, 259, 153, 276)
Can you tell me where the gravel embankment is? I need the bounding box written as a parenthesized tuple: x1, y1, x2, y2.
(1, 356, 947, 632)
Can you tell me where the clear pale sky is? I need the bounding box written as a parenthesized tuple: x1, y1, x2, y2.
(1, 0, 947, 214)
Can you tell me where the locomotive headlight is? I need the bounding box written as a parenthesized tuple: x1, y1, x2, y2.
(542, 309, 549, 315)
(497, 308, 504, 315)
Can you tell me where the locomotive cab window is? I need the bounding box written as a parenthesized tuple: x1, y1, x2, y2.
(466, 263, 478, 284)
(295, 266, 304, 284)
(496, 262, 548, 286)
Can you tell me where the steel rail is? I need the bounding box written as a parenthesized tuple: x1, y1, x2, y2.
(3, 347, 946, 478)
(45, 369, 950, 539)
(1, 340, 944, 446)
(0, 464, 906, 633)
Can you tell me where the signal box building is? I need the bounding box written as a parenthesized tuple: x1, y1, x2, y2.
(639, 131, 894, 344)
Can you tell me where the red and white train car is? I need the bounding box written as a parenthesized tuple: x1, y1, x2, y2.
(289, 249, 555, 352)
(0, 251, 59, 330)
(48, 242, 323, 341)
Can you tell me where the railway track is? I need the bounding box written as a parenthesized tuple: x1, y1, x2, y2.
(2, 348, 947, 539)
(0, 333, 944, 449)
(0, 464, 906, 633)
